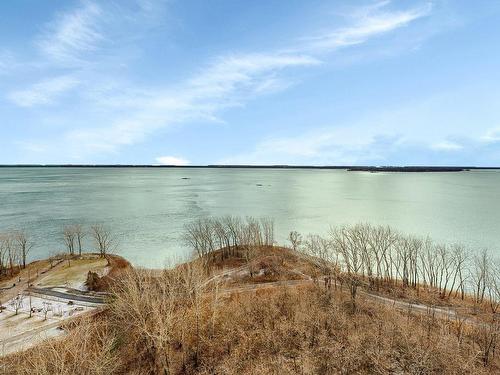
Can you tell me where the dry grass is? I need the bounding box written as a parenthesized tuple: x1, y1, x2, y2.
(36, 257, 108, 289)
(0, 316, 120, 375)
(86, 254, 132, 291)
(1, 248, 499, 374)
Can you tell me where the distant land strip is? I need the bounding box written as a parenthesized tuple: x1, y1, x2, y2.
(0, 165, 499, 172)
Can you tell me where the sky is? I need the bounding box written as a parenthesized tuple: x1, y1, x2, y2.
(1, 0, 500, 166)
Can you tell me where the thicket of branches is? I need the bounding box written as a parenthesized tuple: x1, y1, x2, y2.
(105, 266, 500, 374)
(183, 217, 500, 312)
(0, 230, 32, 276)
(294, 223, 500, 311)
(3, 267, 498, 374)
(1, 218, 500, 374)
(183, 216, 274, 269)
(63, 224, 116, 258)
(0, 224, 117, 277)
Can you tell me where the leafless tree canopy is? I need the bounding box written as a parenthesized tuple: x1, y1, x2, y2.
(1, 230, 35, 275)
(291, 222, 500, 310)
(183, 216, 275, 270)
(62, 224, 87, 256)
(63, 225, 76, 256)
(91, 224, 117, 257)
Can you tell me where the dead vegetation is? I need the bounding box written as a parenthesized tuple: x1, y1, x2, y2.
(1, 217, 499, 374)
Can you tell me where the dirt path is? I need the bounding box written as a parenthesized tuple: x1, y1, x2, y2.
(3, 259, 489, 356)
(217, 274, 486, 326)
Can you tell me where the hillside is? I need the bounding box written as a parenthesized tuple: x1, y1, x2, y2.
(1, 244, 499, 374)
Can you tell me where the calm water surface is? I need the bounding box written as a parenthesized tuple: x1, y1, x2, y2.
(0, 167, 499, 267)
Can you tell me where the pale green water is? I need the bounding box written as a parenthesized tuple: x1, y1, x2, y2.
(0, 167, 499, 267)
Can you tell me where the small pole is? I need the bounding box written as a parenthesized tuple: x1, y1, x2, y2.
(29, 291, 32, 318)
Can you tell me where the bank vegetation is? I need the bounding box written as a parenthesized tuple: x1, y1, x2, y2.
(1, 217, 499, 374)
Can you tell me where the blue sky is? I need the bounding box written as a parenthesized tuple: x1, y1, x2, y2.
(1, 0, 500, 166)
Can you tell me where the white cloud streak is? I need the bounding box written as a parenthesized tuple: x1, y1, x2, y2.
(0, 50, 15, 75)
(65, 53, 320, 154)
(37, 1, 103, 64)
(10, 0, 433, 161)
(64, 1, 429, 158)
(302, 1, 432, 52)
(481, 128, 500, 143)
(8, 75, 80, 107)
(220, 127, 398, 165)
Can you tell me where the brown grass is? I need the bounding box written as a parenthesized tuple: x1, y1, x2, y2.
(1, 248, 499, 374)
(0, 316, 120, 375)
(85, 254, 132, 291)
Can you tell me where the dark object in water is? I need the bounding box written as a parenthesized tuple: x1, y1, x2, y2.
(256, 184, 263, 186)
(181, 177, 190, 180)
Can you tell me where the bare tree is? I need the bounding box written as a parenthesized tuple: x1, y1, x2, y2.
(0, 232, 10, 275)
(367, 225, 397, 288)
(449, 244, 468, 300)
(7, 234, 19, 276)
(473, 320, 500, 366)
(303, 234, 336, 289)
(91, 224, 116, 258)
(212, 219, 230, 259)
(471, 249, 490, 304)
(260, 217, 274, 247)
(13, 230, 33, 269)
(419, 238, 437, 288)
(11, 293, 24, 315)
(486, 258, 500, 313)
(245, 217, 263, 248)
(288, 231, 302, 252)
(63, 225, 76, 256)
(435, 244, 454, 298)
(223, 216, 242, 249)
(74, 224, 85, 256)
(110, 263, 208, 374)
(184, 219, 209, 260)
(42, 301, 52, 321)
(330, 225, 364, 303)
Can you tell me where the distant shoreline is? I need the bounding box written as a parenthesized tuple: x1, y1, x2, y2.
(0, 165, 499, 172)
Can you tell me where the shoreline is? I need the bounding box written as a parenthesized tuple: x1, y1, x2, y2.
(0, 165, 499, 171)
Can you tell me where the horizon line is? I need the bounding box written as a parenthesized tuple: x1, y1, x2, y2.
(0, 164, 499, 170)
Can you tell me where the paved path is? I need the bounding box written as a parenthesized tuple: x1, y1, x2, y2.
(216, 268, 485, 325)
(27, 287, 106, 304)
(2, 260, 489, 356)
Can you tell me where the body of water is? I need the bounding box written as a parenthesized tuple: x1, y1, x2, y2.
(0, 167, 499, 267)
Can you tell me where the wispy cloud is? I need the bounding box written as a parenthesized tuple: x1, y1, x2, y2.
(8, 0, 434, 162)
(220, 127, 402, 165)
(64, 52, 320, 155)
(61, 0, 429, 159)
(302, 1, 432, 52)
(431, 140, 463, 151)
(37, 1, 103, 64)
(155, 155, 190, 166)
(8, 75, 80, 107)
(481, 128, 500, 143)
(0, 50, 15, 74)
